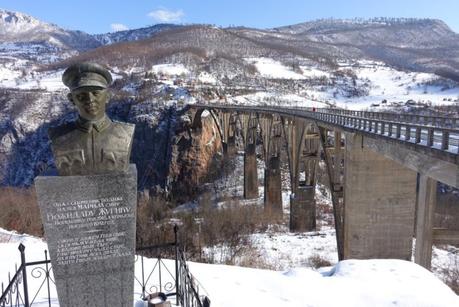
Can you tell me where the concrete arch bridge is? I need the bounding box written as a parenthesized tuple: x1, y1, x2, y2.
(186, 103, 459, 270)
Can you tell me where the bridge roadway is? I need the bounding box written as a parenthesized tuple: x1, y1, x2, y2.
(187, 103, 459, 269)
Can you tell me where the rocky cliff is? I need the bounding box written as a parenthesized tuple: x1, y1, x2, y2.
(168, 111, 222, 202)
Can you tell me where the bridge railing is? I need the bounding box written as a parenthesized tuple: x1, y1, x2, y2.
(313, 108, 459, 128)
(214, 96, 459, 128)
(313, 112, 459, 153)
(191, 103, 459, 160)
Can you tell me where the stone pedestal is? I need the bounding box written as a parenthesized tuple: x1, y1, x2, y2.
(35, 165, 137, 307)
(244, 143, 258, 199)
(264, 156, 282, 215)
(290, 186, 316, 232)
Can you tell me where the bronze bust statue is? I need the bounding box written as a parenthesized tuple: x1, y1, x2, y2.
(49, 62, 134, 176)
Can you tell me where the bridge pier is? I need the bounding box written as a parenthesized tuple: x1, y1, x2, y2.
(283, 118, 319, 232)
(244, 143, 258, 199)
(259, 116, 283, 216)
(264, 156, 283, 215)
(344, 133, 417, 260)
(414, 175, 437, 269)
(223, 136, 237, 157)
(290, 186, 316, 232)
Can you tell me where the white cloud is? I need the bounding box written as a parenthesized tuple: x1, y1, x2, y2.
(110, 23, 129, 32)
(147, 9, 184, 23)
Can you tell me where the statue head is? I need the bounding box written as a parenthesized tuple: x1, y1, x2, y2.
(62, 62, 113, 121)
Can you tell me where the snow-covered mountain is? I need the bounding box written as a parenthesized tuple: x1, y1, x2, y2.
(0, 9, 100, 50)
(0, 9, 179, 50)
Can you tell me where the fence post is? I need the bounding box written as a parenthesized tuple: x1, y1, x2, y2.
(19, 244, 29, 307)
(174, 224, 179, 304)
(45, 250, 51, 307)
(396, 124, 401, 139)
(415, 127, 421, 144)
(405, 125, 411, 141)
(141, 255, 145, 299)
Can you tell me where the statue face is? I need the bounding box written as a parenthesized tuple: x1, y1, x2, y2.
(69, 87, 109, 121)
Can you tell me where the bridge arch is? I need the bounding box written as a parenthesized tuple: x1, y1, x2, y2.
(191, 107, 224, 147)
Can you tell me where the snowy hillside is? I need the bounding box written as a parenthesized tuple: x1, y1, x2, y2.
(1, 228, 458, 307)
(227, 59, 459, 110)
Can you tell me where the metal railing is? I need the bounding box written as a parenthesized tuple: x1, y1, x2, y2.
(190, 104, 459, 163)
(314, 108, 459, 128)
(178, 252, 211, 307)
(1, 227, 210, 307)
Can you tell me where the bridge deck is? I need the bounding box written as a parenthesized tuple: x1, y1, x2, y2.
(190, 103, 459, 187)
(191, 104, 459, 161)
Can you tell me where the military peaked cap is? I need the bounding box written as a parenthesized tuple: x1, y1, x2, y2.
(62, 62, 113, 91)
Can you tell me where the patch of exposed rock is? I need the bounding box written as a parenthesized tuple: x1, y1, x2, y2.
(167, 111, 222, 202)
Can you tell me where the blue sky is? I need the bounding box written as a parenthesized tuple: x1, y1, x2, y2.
(1, 0, 458, 34)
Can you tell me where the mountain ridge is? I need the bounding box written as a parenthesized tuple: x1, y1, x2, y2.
(1, 8, 459, 80)
(273, 17, 456, 35)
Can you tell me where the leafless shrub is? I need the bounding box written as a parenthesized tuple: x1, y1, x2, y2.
(307, 254, 332, 269)
(316, 201, 334, 228)
(237, 247, 278, 270)
(174, 192, 282, 264)
(441, 257, 459, 294)
(136, 193, 175, 247)
(196, 201, 259, 263)
(0, 187, 42, 237)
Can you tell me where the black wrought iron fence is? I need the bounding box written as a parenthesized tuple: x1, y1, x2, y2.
(178, 251, 211, 307)
(1, 226, 210, 307)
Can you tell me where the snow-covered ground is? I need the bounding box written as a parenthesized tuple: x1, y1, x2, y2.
(150, 63, 190, 76)
(192, 259, 459, 307)
(246, 57, 307, 80)
(0, 64, 66, 91)
(1, 228, 458, 307)
(331, 61, 459, 110)
(231, 91, 328, 108)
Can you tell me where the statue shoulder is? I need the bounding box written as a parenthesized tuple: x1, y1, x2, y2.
(111, 120, 135, 135)
(48, 121, 77, 141)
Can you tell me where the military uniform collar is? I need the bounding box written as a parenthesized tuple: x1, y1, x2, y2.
(76, 115, 111, 133)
